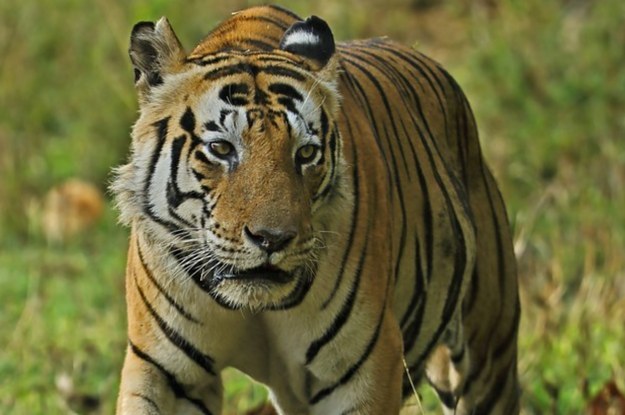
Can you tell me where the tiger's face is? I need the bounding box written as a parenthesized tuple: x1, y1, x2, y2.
(114, 17, 345, 310)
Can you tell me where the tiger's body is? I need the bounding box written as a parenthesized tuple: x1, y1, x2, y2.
(113, 5, 520, 414)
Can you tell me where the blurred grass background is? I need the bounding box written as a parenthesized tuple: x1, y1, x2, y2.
(1, 0, 624, 413)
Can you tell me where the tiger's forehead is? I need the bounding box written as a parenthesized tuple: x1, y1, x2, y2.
(167, 54, 323, 144)
(188, 49, 312, 72)
(177, 53, 322, 118)
(191, 81, 318, 143)
(141, 51, 329, 142)
(187, 51, 321, 96)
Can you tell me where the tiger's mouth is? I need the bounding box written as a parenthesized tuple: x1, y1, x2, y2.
(214, 264, 293, 285)
(204, 260, 314, 311)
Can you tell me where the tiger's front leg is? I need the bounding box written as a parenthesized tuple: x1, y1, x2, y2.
(116, 342, 223, 415)
(305, 309, 404, 415)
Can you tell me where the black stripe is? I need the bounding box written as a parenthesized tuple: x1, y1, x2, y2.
(451, 347, 466, 365)
(204, 64, 250, 81)
(464, 266, 480, 315)
(454, 86, 469, 185)
(128, 341, 214, 415)
(313, 127, 339, 201)
(167, 137, 189, 209)
(401, 245, 427, 353)
(218, 83, 250, 106)
(309, 167, 386, 405)
(241, 38, 276, 51)
(187, 54, 231, 67)
(362, 43, 451, 151)
(339, 61, 394, 212)
(381, 51, 471, 225)
(347, 52, 438, 302)
(341, 48, 413, 180)
(195, 150, 214, 166)
(345, 45, 473, 353)
(320, 106, 359, 308)
(169, 248, 210, 291)
(180, 107, 196, 134)
(167, 135, 204, 228)
(143, 118, 190, 236)
(309, 298, 385, 405)
(372, 44, 449, 124)
(352, 49, 436, 281)
(268, 82, 304, 101)
(472, 359, 517, 414)
(484, 170, 507, 292)
(402, 366, 424, 398)
(432, 385, 456, 409)
(440, 220, 468, 323)
(492, 307, 520, 362)
(259, 65, 306, 81)
(314, 110, 329, 168)
(218, 109, 234, 128)
(318, 106, 330, 138)
(396, 103, 435, 296)
(400, 235, 425, 329)
(358, 51, 471, 308)
(409, 211, 467, 366)
(130, 392, 161, 414)
(305, 236, 368, 365)
(204, 121, 221, 132)
(271, 267, 316, 310)
(407, 261, 465, 375)
(378, 51, 472, 376)
(145, 118, 169, 208)
(458, 297, 519, 402)
(345, 50, 435, 329)
(255, 55, 306, 65)
(133, 271, 216, 375)
(137, 242, 200, 324)
(340, 52, 409, 289)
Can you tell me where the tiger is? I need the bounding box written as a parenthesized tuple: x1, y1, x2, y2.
(112, 5, 520, 415)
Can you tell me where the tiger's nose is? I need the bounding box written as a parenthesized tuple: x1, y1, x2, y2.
(244, 226, 296, 254)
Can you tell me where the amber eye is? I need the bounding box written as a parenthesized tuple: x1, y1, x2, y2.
(208, 141, 235, 159)
(296, 144, 319, 164)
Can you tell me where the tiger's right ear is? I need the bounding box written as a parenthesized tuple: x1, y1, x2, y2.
(129, 17, 185, 98)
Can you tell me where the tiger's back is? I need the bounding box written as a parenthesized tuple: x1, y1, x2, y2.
(113, 5, 519, 414)
(336, 37, 520, 412)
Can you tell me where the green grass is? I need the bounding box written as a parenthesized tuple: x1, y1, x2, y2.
(0, 208, 126, 414)
(1, 0, 624, 413)
(456, 1, 625, 412)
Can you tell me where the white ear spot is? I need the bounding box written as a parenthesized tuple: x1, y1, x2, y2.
(281, 31, 321, 49)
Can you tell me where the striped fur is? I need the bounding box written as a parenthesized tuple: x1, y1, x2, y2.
(112, 5, 520, 414)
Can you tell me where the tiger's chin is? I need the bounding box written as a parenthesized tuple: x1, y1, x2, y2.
(210, 265, 304, 312)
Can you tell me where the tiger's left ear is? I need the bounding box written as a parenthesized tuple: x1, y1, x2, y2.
(280, 16, 336, 72)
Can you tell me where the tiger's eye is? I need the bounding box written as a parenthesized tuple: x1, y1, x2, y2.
(209, 141, 234, 158)
(296, 145, 318, 164)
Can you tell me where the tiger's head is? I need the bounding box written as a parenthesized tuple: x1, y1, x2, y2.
(112, 13, 349, 311)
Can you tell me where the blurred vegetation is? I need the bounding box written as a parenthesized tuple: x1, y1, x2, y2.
(1, 0, 624, 414)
